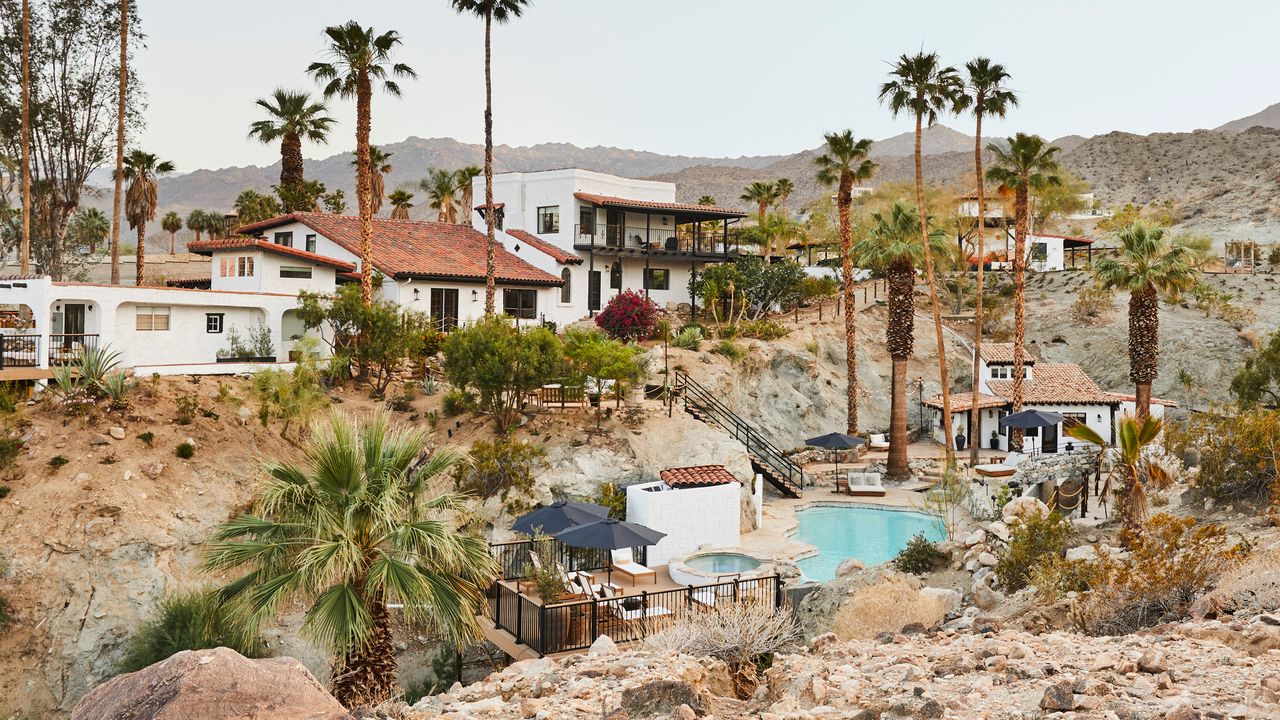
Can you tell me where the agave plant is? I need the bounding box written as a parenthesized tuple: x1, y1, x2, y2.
(99, 371, 135, 410)
(50, 365, 82, 402)
(77, 345, 124, 391)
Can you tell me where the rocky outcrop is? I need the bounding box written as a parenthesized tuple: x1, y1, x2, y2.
(70, 648, 351, 720)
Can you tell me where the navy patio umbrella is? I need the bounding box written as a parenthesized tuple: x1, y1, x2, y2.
(511, 500, 610, 536)
(555, 518, 667, 585)
(806, 432, 867, 490)
(999, 409, 1065, 454)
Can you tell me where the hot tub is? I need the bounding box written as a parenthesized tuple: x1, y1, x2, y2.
(668, 550, 768, 586)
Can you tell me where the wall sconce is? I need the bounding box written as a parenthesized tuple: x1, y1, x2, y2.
(661, 216, 668, 226)
(412, 288, 420, 301)
(471, 289, 478, 302)
(1096, 414, 1103, 422)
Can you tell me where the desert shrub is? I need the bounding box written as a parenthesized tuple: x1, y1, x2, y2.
(0, 485, 9, 499)
(670, 326, 704, 351)
(0, 438, 18, 468)
(174, 395, 198, 425)
(453, 440, 544, 501)
(440, 388, 474, 418)
(216, 321, 275, 360)
(829, 573, 949, 641)
(1069, 285, 1114, 325)
(1269, 245, 1280, 267)
(1173, 408, 1279, 504)
(1072, 514, 1247, 635)
(48, 455, 69, 468)
(594, 289, 659, 341)
(387, 393, 414, 412)
(402, 646, 462, 703)
(710, 340, 746, 362)
(175, 442, 195, 459)
(252, 348, 328, 439)
(594, 481, 627, 520)
(892, 534, 948, 574)
(136, 431, 154, 447)
(804, 341, 819, 355)
(0, 595, 10, 630)
(1202, 548, 1280, 616)
(995, 511, 1072, 591)
(116, 590, 260, 675)
(1027, 555, 1093, 603)
(442, 317, 564, 431)
(0, 383, 19, 413)
(737, 319, 789, 340)
(646, 601, 800, 698)
(1230, 329, 1280, 408)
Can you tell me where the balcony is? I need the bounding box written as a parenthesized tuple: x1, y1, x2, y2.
(0, 334, 39, 369)
(48, 334, 100, 366)
(573, 225, 740, 258)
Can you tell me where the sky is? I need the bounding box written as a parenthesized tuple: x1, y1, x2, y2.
(134, 0, 1280, 173)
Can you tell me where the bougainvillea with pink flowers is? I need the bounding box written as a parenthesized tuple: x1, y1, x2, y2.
(595, 289, 659, 341)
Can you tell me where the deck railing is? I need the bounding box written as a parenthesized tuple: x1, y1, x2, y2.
(0, 334, 40, 369)
(48, 334, 99, 366)
(489, 537, 648, 582)
(573, 224, 740, 256)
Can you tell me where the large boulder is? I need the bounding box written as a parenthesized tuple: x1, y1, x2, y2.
(71, 647, 351, 720)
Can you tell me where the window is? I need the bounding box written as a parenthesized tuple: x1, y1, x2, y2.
(206, 313, 224, 334)
(280, 266, 312, 279)
(237, 256, 255, 277)
(502, 289, 537, 319)
(136, 306, 170, 331)
(610, 262, 622, 289)
(579, 205, 595, 235)
(643, 268, 670, 290)
(274, 231, 293, 247)
(998, 410, 1009, 436)
(1030, 242, 1048, 262)
(431, 288, 459, 330)
(305, 234, 317, 253)
(560, 268, 572, 303)
(537, 206, 559, 234)
(1063, 412, 1087, 430)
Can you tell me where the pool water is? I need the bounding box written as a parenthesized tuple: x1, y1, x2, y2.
(794, 505, 944, 582)
(685, 553, 762, 574)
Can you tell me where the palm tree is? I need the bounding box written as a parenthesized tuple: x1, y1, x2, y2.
(309, 21, 416, 305)
(453, 165, 482, 225)
(349, 146, 394, 216)
(203, 411, 497, 707)
(450, 0, 531, 315)
(109, 0, 129, 285)
(740, 181, 778, 226)
(186, 209, 209, 244)
(853, 202, 953, 480)
(986, 133, 1062, 444)
(161, 211, 182, 254)
(774, 178, 795, 215)
(68, 208, 110, 255)
(697, 195, 717, 206)
(19, 0, 30, 273)
(1091, 225, 1199, 420)
(122, 150, 175, 286)
(388, 189, 415, 220)
(1066, 414, 1171, 539)
(234, 189, 282, 225)
(880, 51, 965, 467)
(957, 58, 1018, 467)
(814, 130, 877, 435)
(247, 88, 335, 211)
(204, 213, 228, 241)
(420, 168, 461, 223)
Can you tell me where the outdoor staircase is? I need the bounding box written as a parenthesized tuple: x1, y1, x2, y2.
(671, 371, 806, 498)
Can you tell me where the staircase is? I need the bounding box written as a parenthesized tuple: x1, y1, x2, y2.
(671, 371, 806, 498)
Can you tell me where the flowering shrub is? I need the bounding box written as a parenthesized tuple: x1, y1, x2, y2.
(595, 289, 659, 341)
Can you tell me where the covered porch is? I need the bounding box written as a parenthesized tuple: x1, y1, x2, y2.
(572, 192, 747, 259)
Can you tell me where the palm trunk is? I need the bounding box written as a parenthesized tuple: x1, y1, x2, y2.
(355, 73, 374, 306)
(886, 262, 915, 480)
(969, 105, 986, 467)
(280, 131, 304, 191)
(109, 0, 128, 285)
(1010, 184, 1028, 450)
(170, 231, 175, 255)
(331, 598, 397, 707)
(757, 202, 768, 256)
(889, 355, 909, 477)
(838, 173, 857, 435)
(19, 0, 31, 274)
(1129, 285, 1159, 423)
(460, 185, 473, 225)
(482, 13, 497, 315)
(914, 110, 954, 467)
(135, 223, 145, 286)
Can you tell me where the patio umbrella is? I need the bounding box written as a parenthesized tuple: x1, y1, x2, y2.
(555, 518, 667, 585)
(805, 432, 867, 490)
(511, 500, 610, 536)
(999, 410, 1064, 455)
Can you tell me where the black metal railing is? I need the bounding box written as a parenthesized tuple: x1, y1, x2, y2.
(489, 537, 648, 582)
(48, 333, 99, 366)
(672, 370, 805, 497)
(0, 334, 39, 369)
(573, 224, 740, 256)
(488, 574, 782, 656)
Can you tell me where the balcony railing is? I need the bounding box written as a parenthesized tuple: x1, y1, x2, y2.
(573, 224, 739, 256)
(489, 537, 648, 582)
(0, 334, 39, 369)
(49, 334, 99, 366)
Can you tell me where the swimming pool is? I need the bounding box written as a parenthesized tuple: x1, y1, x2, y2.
(685, 553, 762, 575)
(793, 505, 944, 582)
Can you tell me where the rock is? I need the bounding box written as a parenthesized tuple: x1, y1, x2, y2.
(977, 552, 998, 567)
(70, 648, 350, 720)
(108, 426, 126, 440)
(184, 437, 197, 449)
(589, 634, 618, 657)
(963, 529, 986, 547)
(1040, 681, 1077, 711)
(972, 585, 1005, 611)
(139, 461, 165, 480)
(1165, 705, 1202, 720)
(987, 521, 1011, 543)
(620, 680, 711, 718)
(835, 558, 865, 577)
(237, 405, 254, 425)
(1066, 544, 1099, 562)
(669, 705, 696, 720)
(1002, 497, 1050, 523)
(89, 433, 112, 446)
(1138, 648, 1168, 674)
(920, 587, 962, 616)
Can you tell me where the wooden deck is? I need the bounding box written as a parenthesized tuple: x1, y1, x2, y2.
(0, 367, 54, 381)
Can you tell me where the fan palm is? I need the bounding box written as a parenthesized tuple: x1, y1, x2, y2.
(880, 51, 965, 466)
(774, 178, 795, 215)
(161, 211, 182, 254)
(421, 168, 461, 223)
(350, 146, 394, 216)
(186, 209, 209, 244)
(309, 21, 416, 305)
(204, 213, 228, 241)
(1065, 414, 1171, 539)
(203, 411, 498, 707)
(69, 208, 110, 255)
(814, 129, 877, 435)
(121, 150, 175, 286)
(451, 0, 531, 314)
(453, 165, 482, 225)
(387, 189, 415, 220)
(853, 201, 954, 479)
(1091, 225, 1199, 420)
(956, 58, 1018, 467)
(234, 189, 282, 226)
(697, 195, 717, 206)
(248, 89, 335, 211)
(740, 181, 778, 227)
(986, 133, 1062, 442)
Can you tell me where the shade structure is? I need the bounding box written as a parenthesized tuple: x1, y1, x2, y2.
(511, 500, 610, 536)
(998, 410, 1065, 429)
(554, 517, 666, 550)
(806, 432, 866, 492)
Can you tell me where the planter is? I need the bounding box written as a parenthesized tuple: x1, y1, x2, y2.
(215, 356, 276, 364)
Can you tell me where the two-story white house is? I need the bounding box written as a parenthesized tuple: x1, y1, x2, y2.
(472, 169, 747, 324)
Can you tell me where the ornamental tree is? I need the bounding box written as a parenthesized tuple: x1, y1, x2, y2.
(442, 316, 564, 432)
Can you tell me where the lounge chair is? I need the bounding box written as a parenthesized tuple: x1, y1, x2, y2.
(974, 451, 1027, 479)
(609, 548, 657, 586)
(574, 574, 620, 600)
(868, 433, 890, 451)
(837, 471, 885, 497)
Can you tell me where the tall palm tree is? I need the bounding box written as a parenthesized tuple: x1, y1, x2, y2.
(1066, 414, 1170, 539)
(774, 178, 795, 215)
(1092, 225, 1199, 420)
(853, 202, 953, 479)
(309, 22, 416, 305)
(69, 208, 110, 255)
(19, 0, 30, 273)
(387, 189, 414, 220)
(454, 165, 482, 225)
(203, 412, 497, 707)
(880, 51, 965, 467)
(161, 211, 182, 254)
(421, 168, 460, 223)
(204, 213, 227, 241)
(186, 209, 209, 244)
(248, 88, 335, 211)
(122, 150, 175, 287)
(234, 189, 282, 225)
(349, 146, 394, 216)
(740, 180, 778, 226)
(956, 58, 1018, 467)
(814, 130, 877, 436)
(697, 195, 716, 206)
(451, 0, 531, 315)
(109, 0, 129, 285)
(986, 133, 1062, 444)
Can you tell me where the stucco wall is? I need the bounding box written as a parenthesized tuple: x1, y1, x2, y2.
(626, 480, 741, 566)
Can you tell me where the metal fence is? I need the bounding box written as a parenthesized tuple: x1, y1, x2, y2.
(0, 334, 39, 368)
(489, 538, 648, 582)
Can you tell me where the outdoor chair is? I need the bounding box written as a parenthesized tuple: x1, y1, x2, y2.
(868, 433, 890, 451)
(601, 585, 673, 622)
(974, 451, 1027, 479)
(664, 237, 678, 251)
(837, 471, 885, 497)
(609, 548, 657, 586)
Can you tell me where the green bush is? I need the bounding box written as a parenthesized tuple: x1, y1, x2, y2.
(0, 595, 11, 630)
(175, 442, 195, 460)
(136, 431, 155, 447)
(994, 511, 1073, 591)
(710, 340, 746, 362)
(453, 440, 544, 501)
(0, 485, 10, 500)
(670, 326, 704, 351)
(440, 388, 474, 418)
(48, 455, 69, 469)
(0, 437, 19, 468)
(174, 396, 198, 425)
(116, 591, 261, 675)
(892, 534, 948, 574)
(737, 320, 789, 341)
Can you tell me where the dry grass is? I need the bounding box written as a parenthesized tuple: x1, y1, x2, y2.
(829, 576, 948, 641)
(1206, 548, 1280, 616)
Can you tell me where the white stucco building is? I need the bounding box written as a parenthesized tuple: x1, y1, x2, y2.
(625, 465, 751, 566)
(958, 190, 1096, 271)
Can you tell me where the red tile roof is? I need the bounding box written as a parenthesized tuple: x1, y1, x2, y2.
(506, 230, 582, 265)
(574, 192, 747, 218)
(979, 343, 1035, 365)
(922, 392, 1009, 412)
(987, 363, 1118, 405)
(187, 237, 356, 272)
(234, 213, 562, 286)
(660, 465, 739, 489)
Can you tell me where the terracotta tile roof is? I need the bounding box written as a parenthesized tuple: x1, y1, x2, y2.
(660, 465, 739, 489)
(979, 343, 1035, 364)
(234, 212, 562, 286)
(506, 230, 582, 265)
(1102, 392, 1179, 408)
(922, 392, 1009, 412)
(987, 363, 1118, 405)
(187, 237, 356, 272)
(1032, 233, 1095, 245)
(574, 192, 747, 218)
